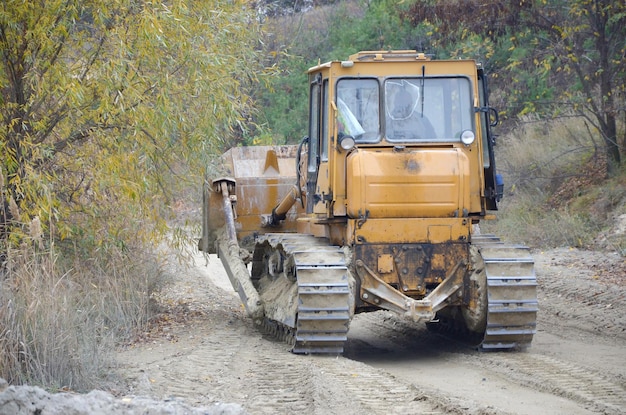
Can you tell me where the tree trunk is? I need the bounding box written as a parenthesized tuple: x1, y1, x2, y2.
(594, 6, 621, 172)
(603, 114, 620, 173)
(622, 109, 626, 162)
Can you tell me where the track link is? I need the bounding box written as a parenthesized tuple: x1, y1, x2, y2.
(473, 234, 538, 349)
(256, 234, 353, 354)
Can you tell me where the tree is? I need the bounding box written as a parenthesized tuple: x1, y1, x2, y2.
(256, 0, 430, 142)
(0, 0, 267, 247)
(405, 0, 626, 171)
(518, 0, 626, 170)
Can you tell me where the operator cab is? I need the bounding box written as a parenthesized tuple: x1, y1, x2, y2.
(305, 50, 500, 218)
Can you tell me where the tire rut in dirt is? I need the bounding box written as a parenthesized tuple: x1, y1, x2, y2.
(234, 332, 445, 414)
(121, 313, 319, 412)
(347, 320, 625, 415)
(136, 314, 251, 405)
(313, 358, 446, 415)
(535, 254, 626, 340)
(347, 310, 473, 355)
(472, 353, 626, 414)
(237, 355, 317, 414)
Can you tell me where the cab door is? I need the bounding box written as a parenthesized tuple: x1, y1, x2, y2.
(306, 73, 331, 214)
(477, 68, 500, 211)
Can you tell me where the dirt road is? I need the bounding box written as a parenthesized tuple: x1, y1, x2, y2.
(117, 247, 626, 415)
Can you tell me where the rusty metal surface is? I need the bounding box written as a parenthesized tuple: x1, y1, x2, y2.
(219, 145, 299, 178)
(216, 238, 264, 322)
(355, 259, 434, 321)
(347, 217, 471, 245)
(200, 146, 304, 252)
(354, 242, 469, 297)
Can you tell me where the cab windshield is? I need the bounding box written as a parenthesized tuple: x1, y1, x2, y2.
(336, 77, 474, 144)
(385, 77, 473, 142)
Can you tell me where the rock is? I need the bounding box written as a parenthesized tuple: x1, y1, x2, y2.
(0, 380, 247, 415)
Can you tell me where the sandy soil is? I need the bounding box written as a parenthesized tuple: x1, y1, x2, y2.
(116, 247, 626, 415)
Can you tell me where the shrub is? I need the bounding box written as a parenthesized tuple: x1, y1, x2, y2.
(485, 115, 625, 252)
(0, 229, 164, 391)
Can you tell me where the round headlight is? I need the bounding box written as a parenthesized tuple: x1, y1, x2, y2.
(460, 130, 475, 145)
(339, 135, 355, 151)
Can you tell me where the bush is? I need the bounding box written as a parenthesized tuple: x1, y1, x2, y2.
(0, 236, 164, 391)
(485, 190, 598, 248)
(484, 115, 625, 252)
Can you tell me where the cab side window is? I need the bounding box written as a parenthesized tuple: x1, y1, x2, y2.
(336, 78, 380, 143)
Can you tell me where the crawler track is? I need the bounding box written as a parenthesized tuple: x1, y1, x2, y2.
(473, 234, 538, 349)
(225, 232, 536, 353)
(252, 234, 353, 354)
(428, 234, 538, 349)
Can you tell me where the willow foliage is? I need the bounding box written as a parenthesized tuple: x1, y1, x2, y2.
(0, 0, 267, 247)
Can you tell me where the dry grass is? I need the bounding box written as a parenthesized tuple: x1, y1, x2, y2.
(0, 158, 184, 392)
(0, 240, 164, 391)
(483, 115, 626, 252)
(496, 114, 599, 193)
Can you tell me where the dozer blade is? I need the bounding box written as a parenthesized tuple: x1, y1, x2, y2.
(199, 145, 303, 254)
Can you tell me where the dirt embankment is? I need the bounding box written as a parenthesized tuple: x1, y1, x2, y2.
(2, 247, 625, 414)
